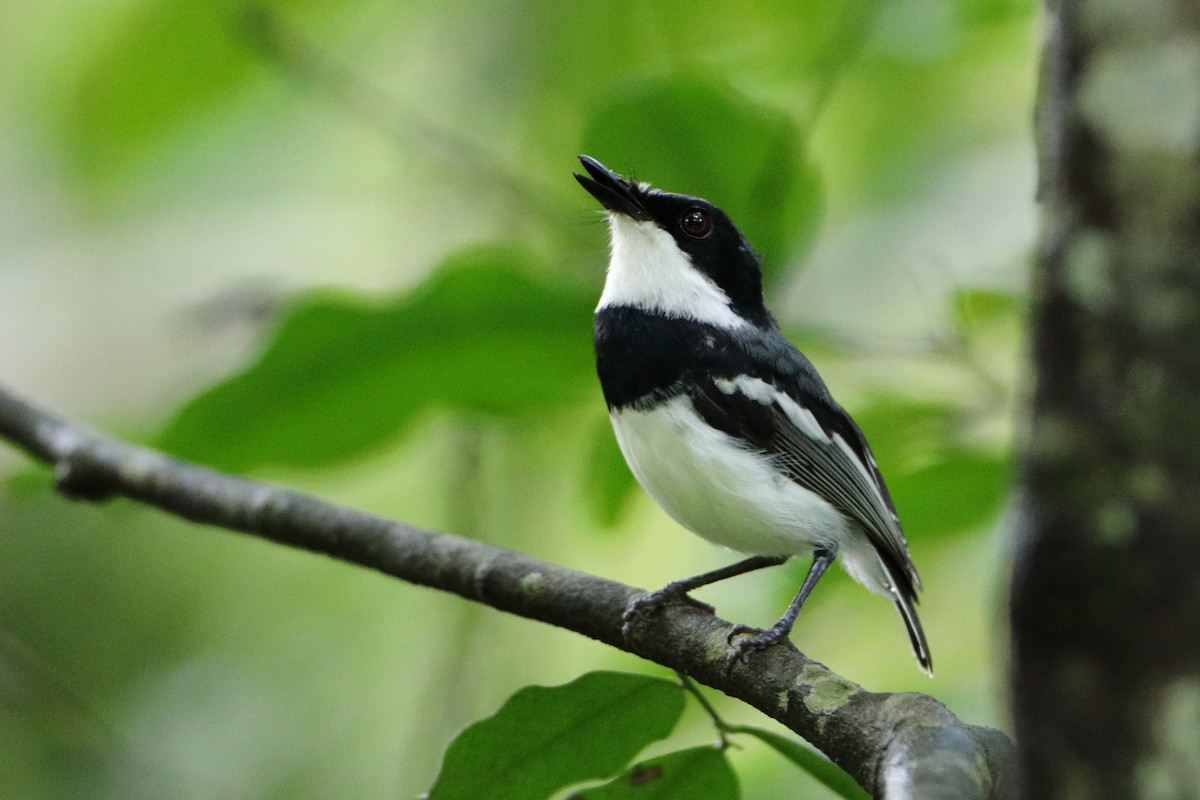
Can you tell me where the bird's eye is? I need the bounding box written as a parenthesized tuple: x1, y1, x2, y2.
(680, 207, 712, 238)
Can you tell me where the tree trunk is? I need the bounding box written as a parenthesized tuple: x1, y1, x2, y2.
(1012, 0, 1200, 796)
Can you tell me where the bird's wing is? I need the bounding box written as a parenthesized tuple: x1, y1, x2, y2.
(689, 365, 921, 594)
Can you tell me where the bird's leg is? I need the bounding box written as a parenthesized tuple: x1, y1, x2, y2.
(622, 555, 787, 639)
(725, 546, 837, 666)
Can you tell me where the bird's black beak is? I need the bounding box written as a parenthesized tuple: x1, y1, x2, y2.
(574, 155, 650, 221)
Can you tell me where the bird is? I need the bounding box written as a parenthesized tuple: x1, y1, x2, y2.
(574, 155, 931, 674)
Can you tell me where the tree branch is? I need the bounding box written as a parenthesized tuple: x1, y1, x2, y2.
(0, 383, 1012, 799)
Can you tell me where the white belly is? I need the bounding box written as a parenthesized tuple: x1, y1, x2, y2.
(610, 396, 852, 557)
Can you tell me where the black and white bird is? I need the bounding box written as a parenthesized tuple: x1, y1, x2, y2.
(574, 155, 931, 674)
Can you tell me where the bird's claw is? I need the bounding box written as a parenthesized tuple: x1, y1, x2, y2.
(621, 587, 715, 640)
(724, 623, 791, 669)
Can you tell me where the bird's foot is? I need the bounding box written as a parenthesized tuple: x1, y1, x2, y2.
(724, 622, 793, 668)
(622, 583, 715, 640)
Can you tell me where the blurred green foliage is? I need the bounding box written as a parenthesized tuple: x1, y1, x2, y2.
(68, 0, 359, 182)
(0, 0, 1037, 797)
(582, 79, 821, 280)
(159, 247, 596, 470)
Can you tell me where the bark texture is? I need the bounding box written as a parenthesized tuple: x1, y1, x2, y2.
(1013, 1, 1200, 796)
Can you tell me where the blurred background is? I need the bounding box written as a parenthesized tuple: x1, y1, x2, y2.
(0, 1, 1037, 797)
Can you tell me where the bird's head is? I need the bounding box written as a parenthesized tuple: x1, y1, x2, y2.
(575, 155, 769, 329)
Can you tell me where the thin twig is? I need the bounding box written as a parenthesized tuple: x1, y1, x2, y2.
(677, 671, 734, 750)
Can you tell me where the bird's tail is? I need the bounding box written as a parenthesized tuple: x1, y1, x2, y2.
(881, 559, 933, 676)
(894, 591, 933, 676)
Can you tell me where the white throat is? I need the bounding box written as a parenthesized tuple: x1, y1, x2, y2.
(597, 214, 745, 328)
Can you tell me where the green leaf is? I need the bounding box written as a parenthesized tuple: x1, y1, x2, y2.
(428, 672, 686, 800)
(569, 746, 738, 800)
(158, 246, 597, 470)
(583, 417, 640, 528)
(581, 78, 821, 284)
(728, 725, 868, 800)
(852, 399, 963, 470)
(852, 399, 1012, 537)
(888, 451, 1012, 538)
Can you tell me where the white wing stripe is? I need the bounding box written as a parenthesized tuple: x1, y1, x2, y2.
(714, 375, 830, 443)
(703, 374, 908, 570)
(834, 433, 876, 488)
